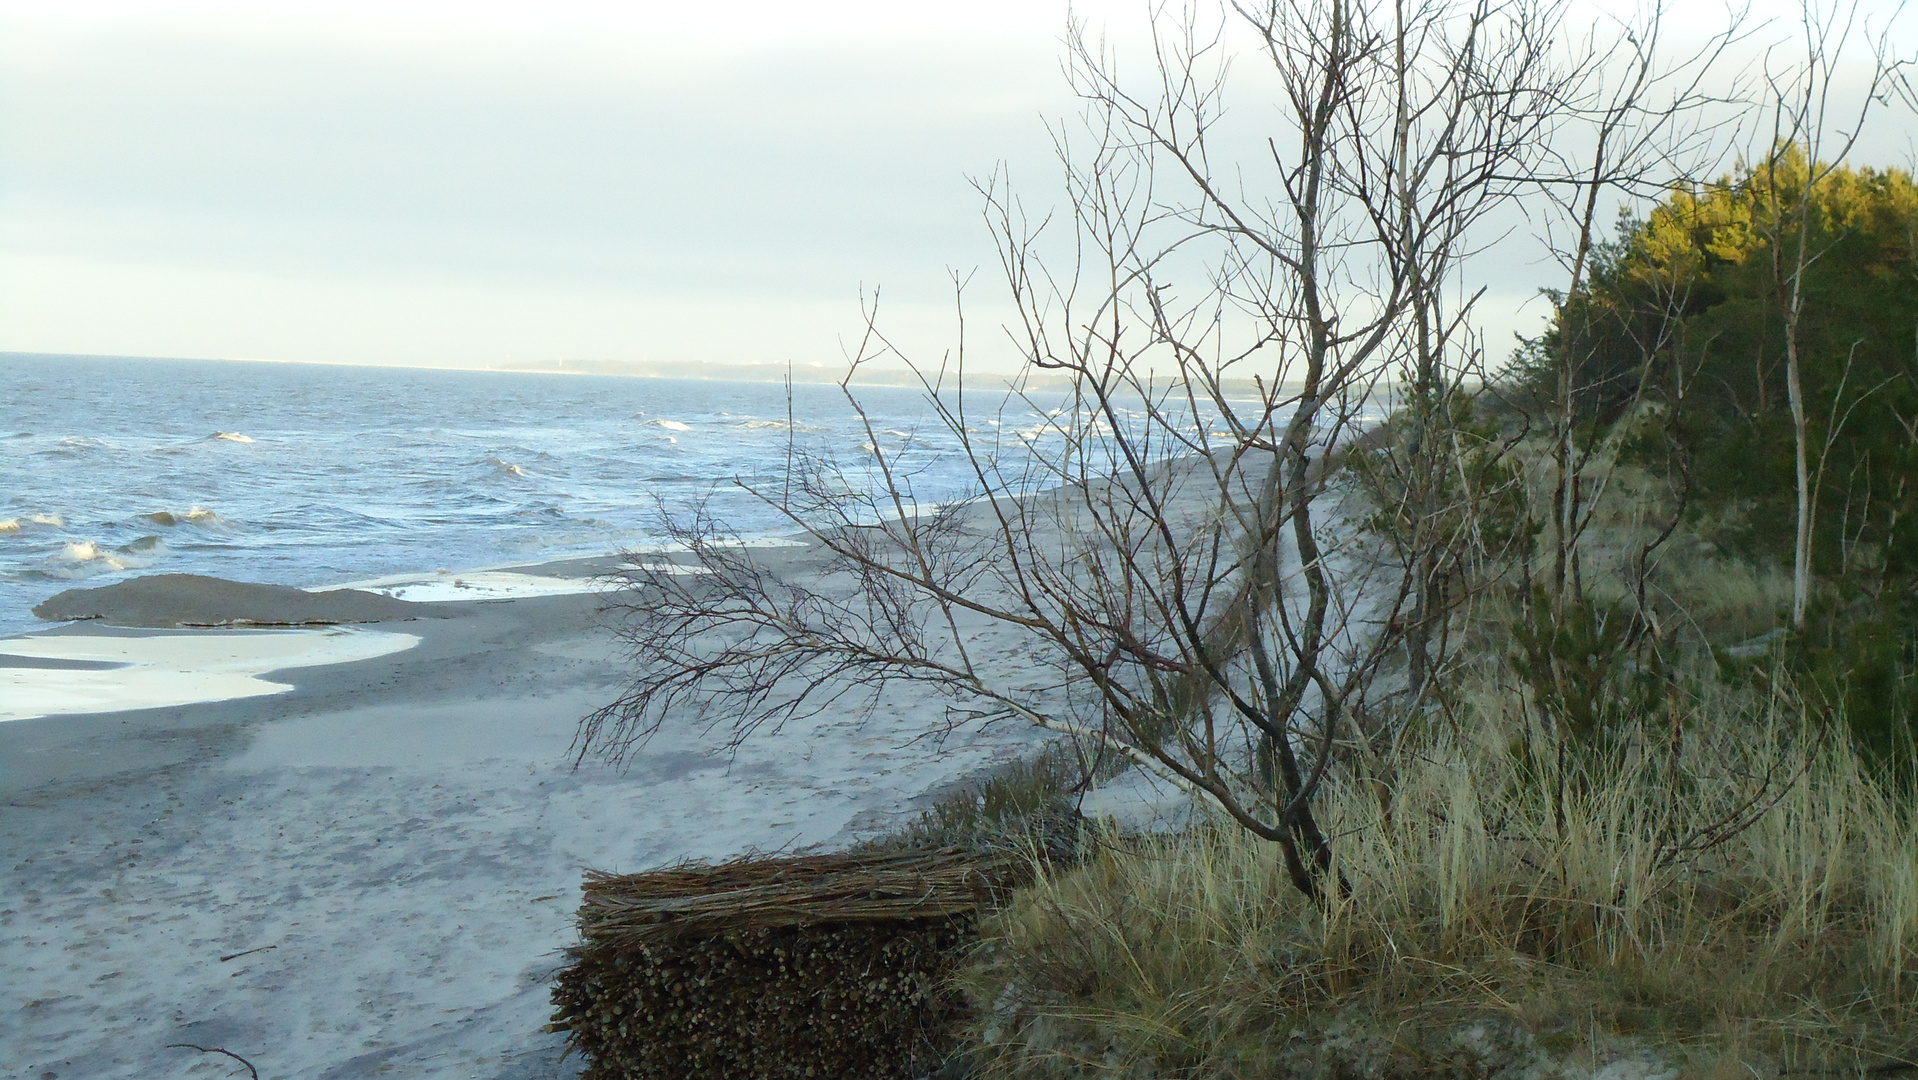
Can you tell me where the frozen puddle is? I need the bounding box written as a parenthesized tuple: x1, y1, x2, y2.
(0, 627, 419, 721)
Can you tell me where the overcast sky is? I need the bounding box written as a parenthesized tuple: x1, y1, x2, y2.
(0, 0, 1909, 373)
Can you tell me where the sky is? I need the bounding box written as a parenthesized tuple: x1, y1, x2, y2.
(0, 0, 1909, 374)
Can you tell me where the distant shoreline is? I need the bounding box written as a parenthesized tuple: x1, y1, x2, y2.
(0, 350, 1297, 398)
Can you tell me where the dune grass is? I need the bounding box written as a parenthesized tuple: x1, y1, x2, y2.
(957, 445, 1918, 1078)
(962, 674, 1918, 1077)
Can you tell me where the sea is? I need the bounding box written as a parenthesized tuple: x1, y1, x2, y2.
(0, 353, 1055, 639)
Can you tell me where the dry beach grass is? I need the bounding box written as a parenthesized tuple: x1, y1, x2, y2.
(954, 443, 1918, 1079)
(965, 691, 1918, 1077)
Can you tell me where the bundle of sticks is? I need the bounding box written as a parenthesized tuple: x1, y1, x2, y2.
(552, 846, 1035, 1080)
(577, 846, 1033, 947)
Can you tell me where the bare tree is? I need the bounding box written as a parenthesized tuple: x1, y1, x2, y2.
(578, 0, 1736, 899)
(1509, 0, 1750, 612)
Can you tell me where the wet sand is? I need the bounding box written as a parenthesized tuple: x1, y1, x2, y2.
(1, 547, 1049, 1080)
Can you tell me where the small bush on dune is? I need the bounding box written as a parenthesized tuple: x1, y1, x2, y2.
(872, 745, 1095, 861)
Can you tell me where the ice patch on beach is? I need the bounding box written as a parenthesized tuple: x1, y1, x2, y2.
(313, 570, 606, 603)
(0, 626, 419, 721)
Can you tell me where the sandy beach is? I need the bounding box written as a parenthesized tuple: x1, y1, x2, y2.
(1, 542, 1052, 1080)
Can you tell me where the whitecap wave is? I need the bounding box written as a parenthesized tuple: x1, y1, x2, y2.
(41, 437, 113, 457)
(486, 457, 528, 477)
(734, 419, 825, 433)
(645, 419, 692, 432)
(144, 505, 232, 530)
(1, 512, 67, 535)
(52, 539, 101, 563)
(213, 431, 255, 443)
(44, 537, 165, 579)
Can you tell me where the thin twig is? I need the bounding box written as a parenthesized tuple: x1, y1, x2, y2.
(166, 1043, 260, 1080)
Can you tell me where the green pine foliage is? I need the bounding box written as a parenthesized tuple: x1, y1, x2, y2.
(1518, 150, 1918, 769)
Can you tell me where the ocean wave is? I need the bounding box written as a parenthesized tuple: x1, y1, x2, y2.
(144, 506, 233, 530)
(0, 512, 65, 534)
(644, 419, 693, 432)
(734, 419, 826, 433)
(485, 457, 529, 477)
(212, 431, 255, 443)
(42, 537, 166, 579)
(40, 436, 115, 457)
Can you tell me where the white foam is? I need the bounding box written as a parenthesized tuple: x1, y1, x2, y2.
(44, 538, 162, 579)
(622, 561, 712, 577)
(0, 627, 419, 721)
(311, 541, 806, 601)
(213, 431, 255, 443)
(0, 512, 64, 533)
(619, 536, 808, 554)
(313, 570, 606, 603)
